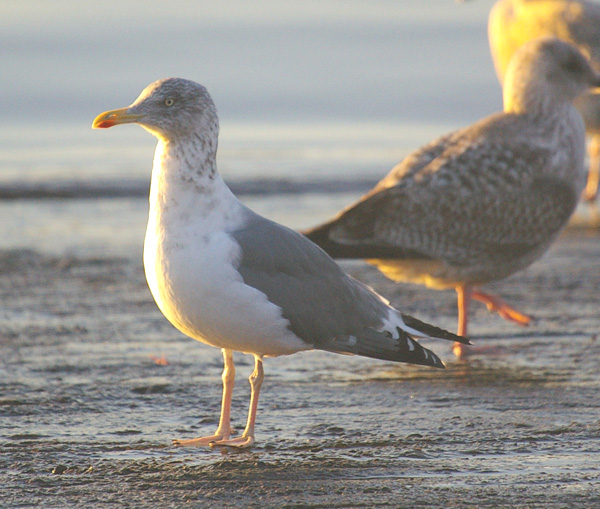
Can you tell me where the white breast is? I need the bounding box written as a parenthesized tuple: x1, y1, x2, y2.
(142, 142, 308, 357)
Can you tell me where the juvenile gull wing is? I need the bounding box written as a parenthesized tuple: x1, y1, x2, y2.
(306, 114, 580, 276)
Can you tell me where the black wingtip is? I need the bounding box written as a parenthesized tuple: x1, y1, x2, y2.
(395, 330, 447, 369)
(401, 313, 471, 345)
(318, 328, 447, 369)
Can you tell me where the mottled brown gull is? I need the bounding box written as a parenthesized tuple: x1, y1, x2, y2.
(304, 38, 600, 357)
(488, 0, 600, 202)
(91, 78, 467, 448)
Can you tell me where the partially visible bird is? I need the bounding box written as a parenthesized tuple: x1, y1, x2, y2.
(488, 0, 600, 203)
(92, 78, 467, 448)
(304, 38, 600, 356)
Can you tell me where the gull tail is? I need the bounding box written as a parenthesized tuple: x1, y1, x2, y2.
(319, 327, 447, 369)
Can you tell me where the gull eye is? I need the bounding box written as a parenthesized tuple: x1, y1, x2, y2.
(164, 98, 175, 107)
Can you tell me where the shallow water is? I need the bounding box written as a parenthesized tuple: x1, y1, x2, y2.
(1, 230, 599, 507)
(1, 0, 497, 193)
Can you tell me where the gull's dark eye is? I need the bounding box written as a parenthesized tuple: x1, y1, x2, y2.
(164, 98, 175, 107)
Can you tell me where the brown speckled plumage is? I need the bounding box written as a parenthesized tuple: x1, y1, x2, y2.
(304, 38, 600, 349)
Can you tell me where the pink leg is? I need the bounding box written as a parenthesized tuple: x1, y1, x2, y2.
(471, 290, 532, 326)
(211, 355, 264, 449)
(584, 135, 600, 203)
(453, 285, 471, 358)
(452, 286, 532, 358)
(173, 348, 235, 447)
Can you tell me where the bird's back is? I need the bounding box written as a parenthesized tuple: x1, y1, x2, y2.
(306, 109, 583, 277)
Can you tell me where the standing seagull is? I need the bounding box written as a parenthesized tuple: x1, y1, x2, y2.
(488, 0, 600, 203)
(92, 78, 467, 448)
(304, 38, 600, 356)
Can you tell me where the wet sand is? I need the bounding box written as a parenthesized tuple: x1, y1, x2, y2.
(1, 227, 599, 507)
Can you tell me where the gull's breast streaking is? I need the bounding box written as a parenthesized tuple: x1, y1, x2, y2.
(304, 38, 600, 357)
(92, 78, 467, 448)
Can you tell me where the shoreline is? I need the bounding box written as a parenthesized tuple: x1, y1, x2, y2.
(1, 228, 599, 507)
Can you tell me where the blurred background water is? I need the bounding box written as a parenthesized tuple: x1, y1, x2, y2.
(0, 0, 498, 257)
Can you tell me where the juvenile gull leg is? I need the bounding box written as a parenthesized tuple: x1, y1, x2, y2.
(173, 349, 235, 446)
(584, 135, 600, 203)
(453, 285, 531, 358)
(453, 285, 472, 357)
(212, 356, 264, 449)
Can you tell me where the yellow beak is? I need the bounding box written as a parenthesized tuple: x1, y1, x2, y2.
(92, 107, 144, 129)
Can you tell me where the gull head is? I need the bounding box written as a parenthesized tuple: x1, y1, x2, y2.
(503, 37, 600, 114)
(92, 78, 219, 142)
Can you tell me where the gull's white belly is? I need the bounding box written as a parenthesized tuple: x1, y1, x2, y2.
(143, 228, 308, 357)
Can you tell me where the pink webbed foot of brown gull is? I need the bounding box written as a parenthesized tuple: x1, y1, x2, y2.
(472, 290, 532, 327)
(453, 286, 532, 358)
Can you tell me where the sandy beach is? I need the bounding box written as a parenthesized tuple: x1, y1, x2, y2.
(2, 221, 599, 507)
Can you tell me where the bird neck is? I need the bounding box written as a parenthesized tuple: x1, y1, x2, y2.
(152, 133, 217, 186)
(148, 135, 238, 223)
(503, 78, 573, 119)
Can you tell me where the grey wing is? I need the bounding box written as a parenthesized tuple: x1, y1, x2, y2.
(230, 210, 389, 347)
(232, 209, 466, 368)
